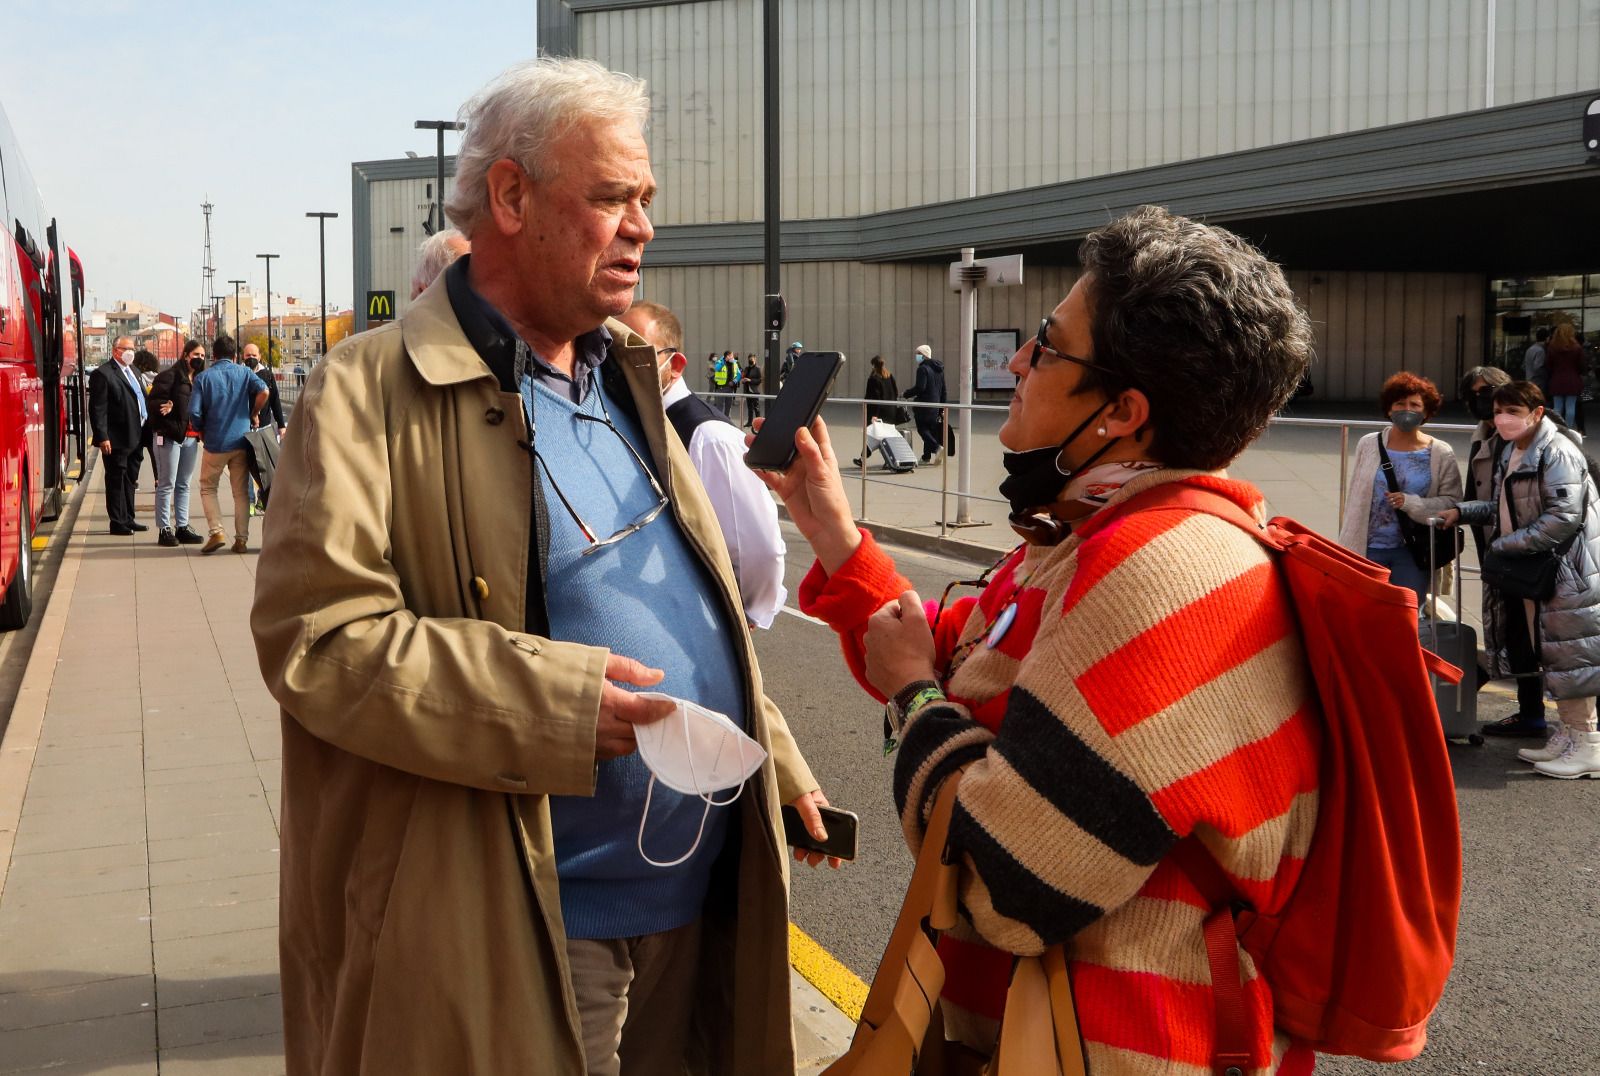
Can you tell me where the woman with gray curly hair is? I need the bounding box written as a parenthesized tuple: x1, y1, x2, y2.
(764, 206, 1323, 1072)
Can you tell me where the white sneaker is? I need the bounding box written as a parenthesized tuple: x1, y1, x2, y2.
(1518, 725, 1574, 764)
(1532, 730, 1600, 779)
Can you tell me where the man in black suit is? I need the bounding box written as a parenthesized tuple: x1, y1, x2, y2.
(88, 337, 149, 535)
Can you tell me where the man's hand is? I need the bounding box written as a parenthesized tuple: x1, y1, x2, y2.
(595, 653, 676, 760)
(748, 417, 860, 574)
(789, 788, 843, 869)
(863, 589, 938, 700)
(97, 440, 111, 457)
(1436, 508, 1461, 529)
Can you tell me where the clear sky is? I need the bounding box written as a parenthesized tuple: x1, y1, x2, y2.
(0, 0, 536, 319)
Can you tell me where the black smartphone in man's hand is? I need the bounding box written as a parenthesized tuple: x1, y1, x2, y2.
(780, 802, 859, 862)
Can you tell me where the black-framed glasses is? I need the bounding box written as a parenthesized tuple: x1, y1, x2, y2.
(1031, 316, 1117, 375)
(532, 394, 668, 556)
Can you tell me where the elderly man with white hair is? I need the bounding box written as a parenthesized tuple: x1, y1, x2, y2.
(252, 57, 830, 1076)
(410, 227, 470, 299)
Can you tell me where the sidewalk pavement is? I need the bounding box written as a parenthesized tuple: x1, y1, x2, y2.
(0, 470, 856, 1074)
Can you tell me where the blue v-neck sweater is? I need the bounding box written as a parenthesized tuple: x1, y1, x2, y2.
(529, 375, 749, 940)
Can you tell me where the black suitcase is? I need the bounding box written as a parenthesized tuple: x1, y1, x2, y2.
(1419, 516, 1481, 744)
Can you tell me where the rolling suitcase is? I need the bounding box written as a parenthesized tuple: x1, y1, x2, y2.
(1419, 516, 1482, 744)
(876, 430, 918, 473)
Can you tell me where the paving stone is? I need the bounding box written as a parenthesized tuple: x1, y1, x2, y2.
(147, 825, 278, 865)
(1, 861, 148, 904)
(158, 1031, 284, 1074)
(154, 927, 278, 978)
(153, 962, 279, 1010)
(17, 784, 144, 816)
(0, 942, 152, 996)
(146, 891, 274, 939)
(0, 905, 151, 965)
(148, 873, 278, 917)
(155, 992, 282, 1050)
(145, 808, 275, 844)
(147, 850, 278, 888)
(0, 888, 148, 934)
(0, 1010, 154, 1073)
(10, 816, 147, 857)
(0, 974, 153, 1032)
(143, 762, 265, 788)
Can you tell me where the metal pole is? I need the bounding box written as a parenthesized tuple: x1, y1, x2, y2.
(257, 254, 279, 366)
(957, 246, 976, 522)
(228, 279, 246, 344)
(1338, 423, 1349, 530)
(306, 213, 338, 356)
(859, 400, 868, 522)
(762, 0, 781, 390)
(939, 406, 950, 538)
(415, 121, 465, 236)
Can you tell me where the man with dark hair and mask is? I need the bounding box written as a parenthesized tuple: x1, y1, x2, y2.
(761, 205, 1327, 1073)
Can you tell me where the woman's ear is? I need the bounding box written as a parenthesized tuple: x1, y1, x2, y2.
(1103, 387, 1152, 441)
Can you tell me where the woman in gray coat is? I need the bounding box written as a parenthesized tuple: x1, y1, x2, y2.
(1442, 381, 1600, 779)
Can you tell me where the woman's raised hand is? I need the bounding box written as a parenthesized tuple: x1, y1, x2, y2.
(749, 416, 860, 574)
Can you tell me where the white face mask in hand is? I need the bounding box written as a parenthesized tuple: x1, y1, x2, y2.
(633, 692, 767, 868)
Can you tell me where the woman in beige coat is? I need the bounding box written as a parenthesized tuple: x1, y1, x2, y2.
(1337, 371, 1463, 603)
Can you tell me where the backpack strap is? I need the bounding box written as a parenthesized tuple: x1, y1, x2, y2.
(1168, 838, 1256, 1076)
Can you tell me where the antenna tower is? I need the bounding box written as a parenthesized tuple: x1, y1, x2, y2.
(200, 199, 216, 330)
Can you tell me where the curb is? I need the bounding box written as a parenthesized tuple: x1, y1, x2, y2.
(0, 473, 91, 902)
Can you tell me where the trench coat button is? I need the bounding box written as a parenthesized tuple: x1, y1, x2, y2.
(485, 406, 505, 426)
(472, 576, 490, 601)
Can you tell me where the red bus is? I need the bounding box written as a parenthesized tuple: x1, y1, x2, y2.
(0, 100, 81, 629)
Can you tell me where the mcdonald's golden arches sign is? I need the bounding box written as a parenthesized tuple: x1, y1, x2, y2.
(367, 290, 396, 323)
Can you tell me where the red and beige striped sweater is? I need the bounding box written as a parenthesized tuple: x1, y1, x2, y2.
(799, 471, 1322, 1075)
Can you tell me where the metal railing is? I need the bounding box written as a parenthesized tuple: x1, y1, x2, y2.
(708, 390, 1010, 538)
(708, 390, 1488, 550)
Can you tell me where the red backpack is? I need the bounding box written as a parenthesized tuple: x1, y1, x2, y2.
(1088, 484, 1463, 1069)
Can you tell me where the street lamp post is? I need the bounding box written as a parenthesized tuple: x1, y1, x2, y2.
(256, 254, 279, 367)
(227, 278, 246, 345)
(305, 212, 338, 357)
(414, 120, 464, 236)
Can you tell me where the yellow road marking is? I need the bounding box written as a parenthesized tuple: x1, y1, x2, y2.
(789, 921, 867, 1023)
(29, 537, 47, 551)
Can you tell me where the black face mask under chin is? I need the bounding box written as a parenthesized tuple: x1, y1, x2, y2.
(998, 403, 1119, 519)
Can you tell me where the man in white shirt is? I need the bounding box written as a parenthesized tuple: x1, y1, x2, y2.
(620, 301, 787, 629)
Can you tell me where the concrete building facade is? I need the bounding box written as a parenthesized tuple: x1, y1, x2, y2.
(351, 1, 1600, 402)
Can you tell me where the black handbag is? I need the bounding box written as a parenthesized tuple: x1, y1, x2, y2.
(1376, 437, 1462, 572)
(1480, 467, 1586, 601)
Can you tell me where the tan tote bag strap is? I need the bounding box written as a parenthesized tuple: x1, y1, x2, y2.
(988, 947, 1087, 1076)
(824, 773, 965, 1074)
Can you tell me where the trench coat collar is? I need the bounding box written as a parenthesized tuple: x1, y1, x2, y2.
(401, 265, 660, 398)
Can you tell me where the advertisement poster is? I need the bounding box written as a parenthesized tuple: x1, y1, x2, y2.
(974, 329, 1019, 391)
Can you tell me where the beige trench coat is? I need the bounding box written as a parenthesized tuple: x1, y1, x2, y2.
(251, 278, 818, 1075)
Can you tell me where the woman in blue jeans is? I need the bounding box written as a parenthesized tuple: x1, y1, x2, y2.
(145, 340, 207, 546)
(1338, 371, 1463, 603)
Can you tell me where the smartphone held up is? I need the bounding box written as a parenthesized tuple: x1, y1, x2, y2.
(743, 352, 846, 473)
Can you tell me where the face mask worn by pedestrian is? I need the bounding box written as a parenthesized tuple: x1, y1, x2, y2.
(1468, 389, 1495, 422)
(1390, 410, 1424, 433)
(998, 400, 1119, 520)
(189, 357, 205, 374)
(633, 693, 767, 868)
(1494, 413, 1534, 441)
